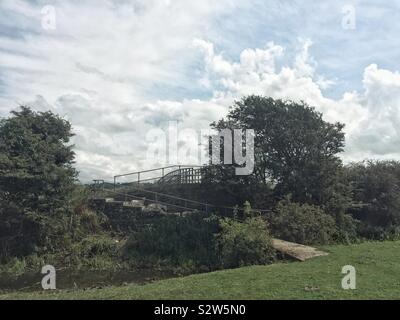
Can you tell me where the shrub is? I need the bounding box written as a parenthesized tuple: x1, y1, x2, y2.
(216, 217, 275, 268)
(0, 107, 77, 260)
(345, 161, 400, 239)
(269, 199, 336, 245)
(122, 212, 220, 270)
(66, 235, 122, 270)
(333, 212, 360, 244)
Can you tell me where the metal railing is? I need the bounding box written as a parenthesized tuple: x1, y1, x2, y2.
(112, 165, 203, 190)
(92, 182, 270, 216)
(157, 167, 203, 185)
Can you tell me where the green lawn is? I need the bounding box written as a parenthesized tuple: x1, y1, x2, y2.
(1, 241, 400, 300)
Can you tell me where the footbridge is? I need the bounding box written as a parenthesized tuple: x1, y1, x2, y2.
(112, 165, 204, 190)
(91, 165, 269, 216)
(91, 166, 328, 262)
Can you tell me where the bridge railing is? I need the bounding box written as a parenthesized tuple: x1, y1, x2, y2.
(112, 165, 203, 190)
(92, 182, 271, 216)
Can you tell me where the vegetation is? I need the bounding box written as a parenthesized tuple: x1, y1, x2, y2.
(122, 212, 276, 272)
(202, 96, 400, 245)
(2, 240, 400, 300)
(0, 107, 78, 261)
(0, 107, 118, 273)
(2, 98, 400, 296)
(207, 95, 346, 206)
(345, 160, 400, 240)
(216, 216, 275, 268)
(268, 198, 337, 245)
(122, 212, 220, 272)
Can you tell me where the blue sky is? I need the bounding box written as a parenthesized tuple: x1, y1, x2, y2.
(1, 0, 400, 181)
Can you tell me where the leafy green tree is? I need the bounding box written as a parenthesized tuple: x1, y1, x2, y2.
(210, 95, 346, 206)
(0, 106, 77, 259)
(200, 164, 275, 210)
(346, 160, 400, 239)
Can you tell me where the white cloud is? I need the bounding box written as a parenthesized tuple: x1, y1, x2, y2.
(193, 38, 400, 164)
(1, 1, 400, 182)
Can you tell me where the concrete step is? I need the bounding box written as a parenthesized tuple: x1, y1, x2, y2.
(123, 199, 145, 207)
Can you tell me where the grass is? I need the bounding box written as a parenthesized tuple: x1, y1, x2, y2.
(1, 240, 400, 300)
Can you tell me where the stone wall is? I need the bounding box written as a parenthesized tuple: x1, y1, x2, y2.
(89, 198, 181, 233)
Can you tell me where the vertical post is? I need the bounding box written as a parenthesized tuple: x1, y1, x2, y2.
(114, 176, 116, 191)
(138, 172, 140, 185)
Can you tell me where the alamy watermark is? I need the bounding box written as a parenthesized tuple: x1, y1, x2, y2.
(41, 5, 57, 30)
(41, 265, 56, 290)
(341, 4, 356, 30)
(341, 265, 356, 290)
(145, 121, 254, 175)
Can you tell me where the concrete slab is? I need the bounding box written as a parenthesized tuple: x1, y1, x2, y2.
(272, 239, 329, 262)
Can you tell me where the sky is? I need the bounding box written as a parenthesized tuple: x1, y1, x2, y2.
(1, 0, 400, 182)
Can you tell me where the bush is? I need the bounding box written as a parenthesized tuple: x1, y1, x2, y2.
(345, 161, 400, 239)
(0, 107, 77, 260)
(122, 212, 220, 271)
(66, 235, 122, 270)
(216, 217, 275, 268)
(333, 212, 360, 244)
(269, 199, 337, 245)
(123, 211, 276, 271)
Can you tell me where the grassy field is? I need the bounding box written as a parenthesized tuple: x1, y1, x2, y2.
(1, 241, 400, 300)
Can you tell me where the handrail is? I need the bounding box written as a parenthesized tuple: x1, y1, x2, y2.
(103, 190, 199, 212)
(114, 165, 203, 178)
(113, 165, 204, 189)
(100, 186, 271, 214)
(158, 167, 203, 185)
(93, 165, 271, 214)
(124, 185, 208, 206)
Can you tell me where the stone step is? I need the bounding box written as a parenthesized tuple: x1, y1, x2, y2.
(92, 197, 193, 215)
(123, 199, 145, 208)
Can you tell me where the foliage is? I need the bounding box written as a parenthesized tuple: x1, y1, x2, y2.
(0, 106, 77, 261)
(345, 160, 400, 239)
(209, 95, 345, 206)
(320, 166, 359, 243)
(0, 235, 123, 275)
(216, 216, 275, 268)
(5, 102, 400, 279)
(268, 198, 337, 245)
(200, 165, 276, 210)
(65, 235, 122, 270)
(123, 212, 220, 271)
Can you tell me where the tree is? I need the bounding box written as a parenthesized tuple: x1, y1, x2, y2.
(0, 106, 77, 259)
(345, 160, 400, 238)
(210, 95, 346, 206)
